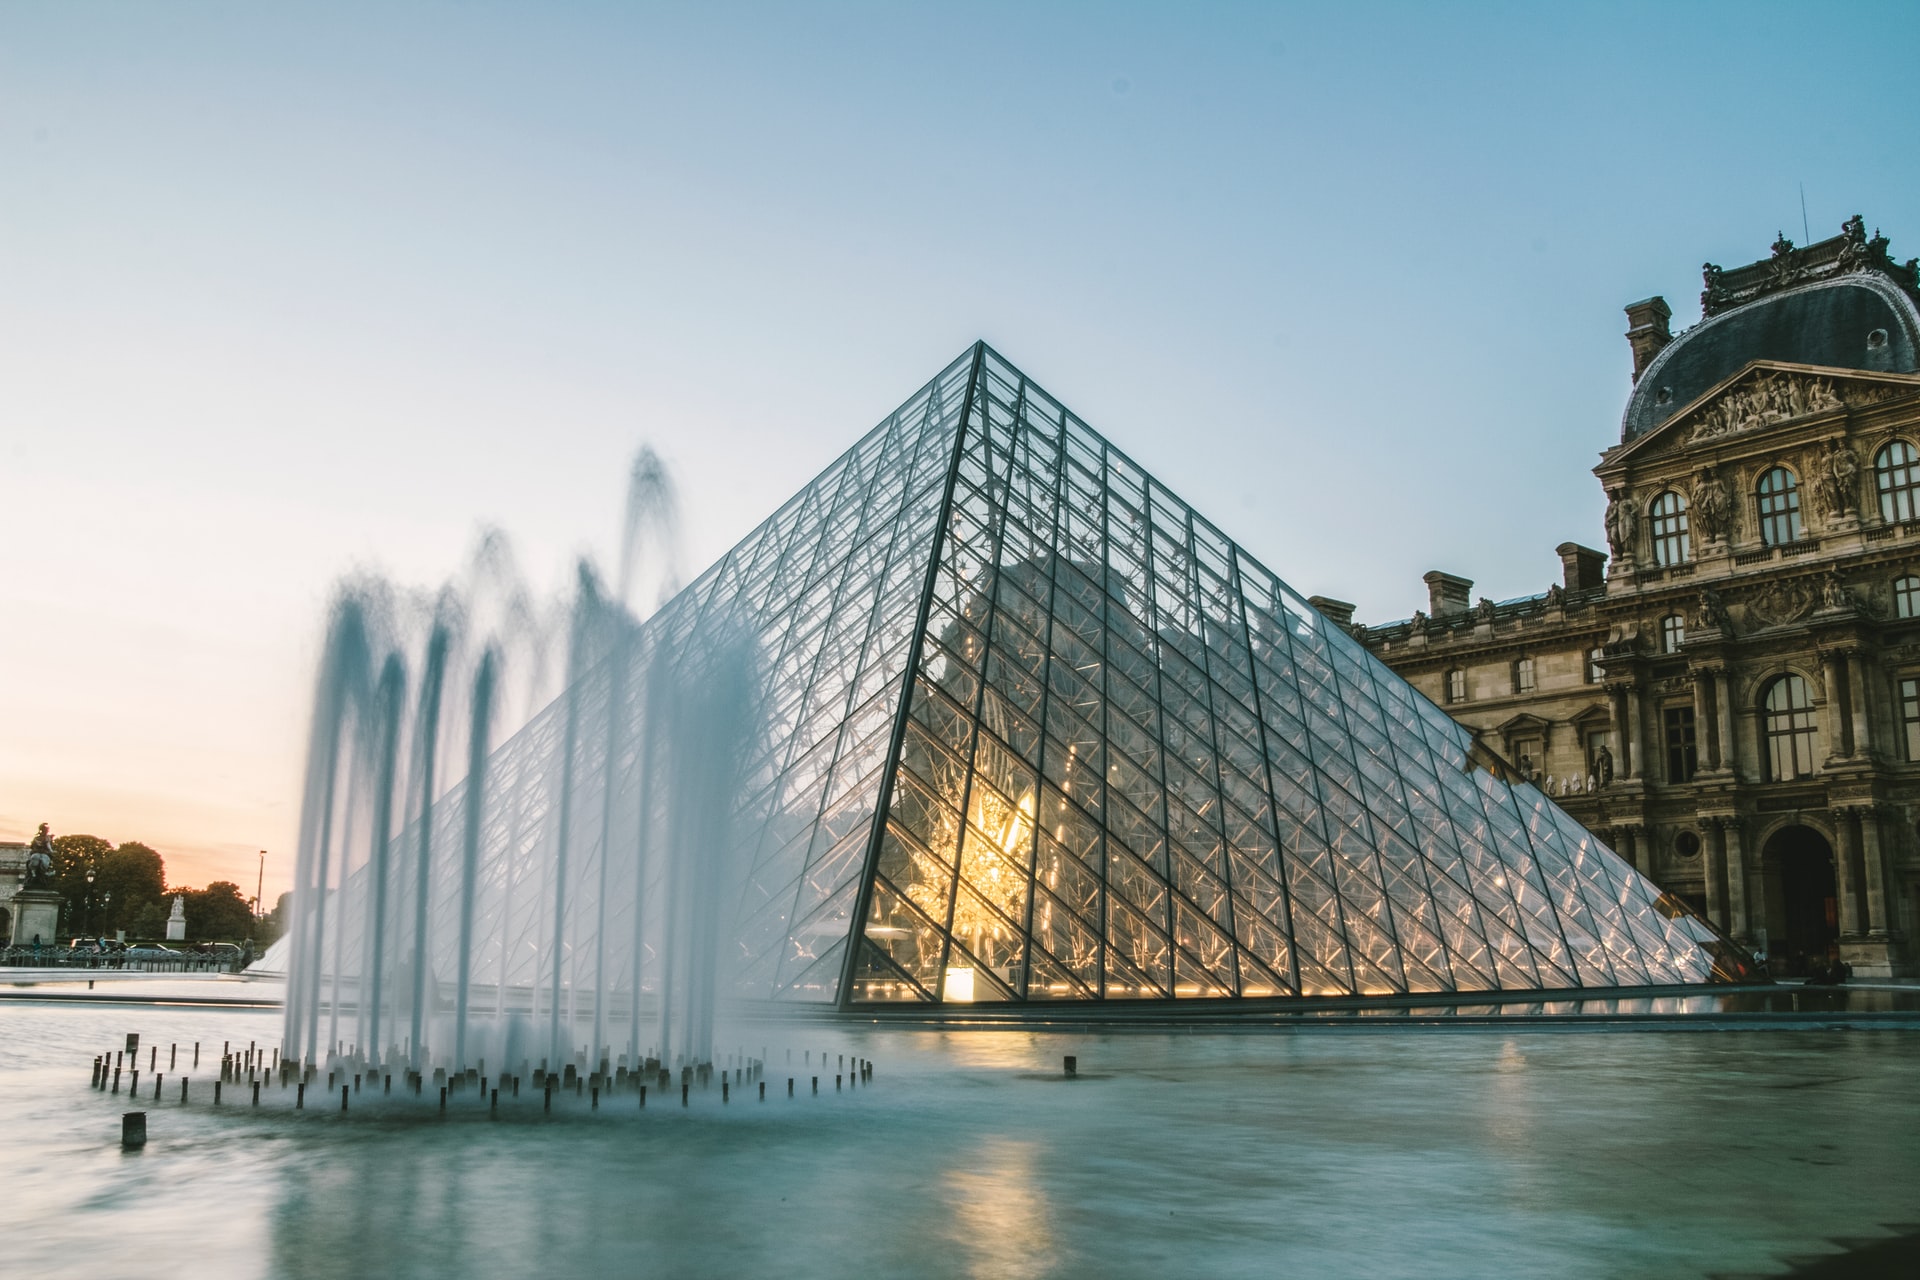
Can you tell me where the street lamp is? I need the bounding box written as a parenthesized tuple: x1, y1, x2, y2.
(85, 868, 96, 937)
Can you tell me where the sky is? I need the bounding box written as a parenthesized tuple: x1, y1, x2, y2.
(4, 1, 1919, 902)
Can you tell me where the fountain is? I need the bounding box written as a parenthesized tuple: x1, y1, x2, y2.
(277, 448, 766, 1084)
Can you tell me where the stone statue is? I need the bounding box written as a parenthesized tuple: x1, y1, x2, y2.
(1544, 583, 1565, 608)
(1690, 467, 1731, 542)
(1812, 441, 1858, 521)
(1474, 597, 1496, 623)
(1409, 609, 1428, 631)
(1604, 492, 1637, 562)
(1821, 570, 1850, 611)
(1825, 439, 1860, 520)
(1594, 743, 1615, 787)
(24, 822, 55, 890)
(1698, 586, 1729, 631)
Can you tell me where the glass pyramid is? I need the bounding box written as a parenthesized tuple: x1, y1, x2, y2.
(624, 342, 1744, 1006)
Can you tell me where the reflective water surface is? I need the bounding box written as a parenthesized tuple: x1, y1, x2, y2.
(7, 984, 1919, 1279)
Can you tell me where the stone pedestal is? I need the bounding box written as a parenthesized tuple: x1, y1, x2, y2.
(9, 889, 62, 947)
(1840, 936, 1901, 980)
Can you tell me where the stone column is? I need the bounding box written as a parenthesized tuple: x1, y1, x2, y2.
(1861, 807, 1890, 937)
(1819, 652, 1846, 763)
(1714, 669, 1737, 776)
(1846, 652, 1873, 759)
(1625, 684, 1645, 782)
(1834, 809, 1864, 937)
(1704, 822, 1730, 930)
(1692, 675, 1713, 773)
(1614, 827, 1638, 874)
(1609, 686, 1632, 779)
(1724, 821, 1751, 942)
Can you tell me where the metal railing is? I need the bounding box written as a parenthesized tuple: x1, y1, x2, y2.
(0, 946, 244, 973)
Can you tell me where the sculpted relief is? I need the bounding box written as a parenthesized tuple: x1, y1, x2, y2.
(1686, 371, 1842, 443)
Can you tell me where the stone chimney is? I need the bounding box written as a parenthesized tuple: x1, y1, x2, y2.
(1422, 571, 1473, 618)
(1555, 542, 1607, 593)
(1624, 296, 1672, 383)
(1308, 596, 1357, 627)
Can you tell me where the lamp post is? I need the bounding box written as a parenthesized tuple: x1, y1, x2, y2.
(251, 850, 266, 941)
(85, 867, 96, 937)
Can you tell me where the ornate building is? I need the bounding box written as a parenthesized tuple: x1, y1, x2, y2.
(1354, 217, 1920, 977)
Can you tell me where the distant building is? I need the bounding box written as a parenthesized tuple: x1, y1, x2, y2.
(1356, 217, 1920, 978)
(0, 841, 28, 941)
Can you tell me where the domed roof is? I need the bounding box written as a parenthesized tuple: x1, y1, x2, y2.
(1623, 274, 1920, 442)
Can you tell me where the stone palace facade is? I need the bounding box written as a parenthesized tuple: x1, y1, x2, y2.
(1344, 217, 1920, 977)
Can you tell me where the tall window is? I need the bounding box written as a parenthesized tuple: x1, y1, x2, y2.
(1876, 440, 1920, 523)
(1446, 669, 1466, 704)
(1902, 677, 1920, 761)
(1514, 656, 1536, 694)
(1586, 647, 1606, 684)
(1664, 705, 1698, 783)
(1585, 728, 1613, 775)
(1757, 467, 1804, 546)
(1660, 614, 1685, 653)
(1763, 674, 1818, 780)
(1896, 575, 1920, 619)
(1649, 490, 1691, 566)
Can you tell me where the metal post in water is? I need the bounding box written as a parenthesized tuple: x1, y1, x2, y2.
(122, 1112, 146, 1148)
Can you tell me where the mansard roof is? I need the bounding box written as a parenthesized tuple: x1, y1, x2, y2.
(1622, 218, 1920, 444)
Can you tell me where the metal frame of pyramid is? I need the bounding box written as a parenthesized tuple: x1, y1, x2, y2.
(292, 342, 1750, 1017)
(719, 342, 1751, 1006)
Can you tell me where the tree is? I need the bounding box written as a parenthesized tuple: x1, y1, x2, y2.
(49, 834, 114, 935)
(183, 881, 254, 941)
(253, 892, 292, 948)
(97, 841, 166, 937)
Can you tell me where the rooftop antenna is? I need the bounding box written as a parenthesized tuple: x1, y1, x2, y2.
(1799, 183, 1810, 245)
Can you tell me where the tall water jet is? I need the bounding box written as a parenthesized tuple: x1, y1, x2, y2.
(452, 646, 496, 1071)
(406, 617, 453, 1069)
(362, 654, 406, 1063)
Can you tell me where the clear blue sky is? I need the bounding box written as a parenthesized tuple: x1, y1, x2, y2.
(5, 1, 1918, 895)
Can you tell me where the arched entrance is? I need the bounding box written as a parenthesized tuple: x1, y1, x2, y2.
(1760, 825, 1838, 975)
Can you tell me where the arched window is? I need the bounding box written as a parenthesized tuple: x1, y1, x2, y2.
(1757, 467, 1804, 546)
(1586, 647, 1606, 684)
(1660, 614, 1685, 653)
(1763, 675, 1818, 780)
(1876, 440, 1920, 523)
(1648, 490, 1691, 566)
(1446, 669, 1466, 704)
(1896, 575, 1920, 619)
(1514, 656, 1536, 694)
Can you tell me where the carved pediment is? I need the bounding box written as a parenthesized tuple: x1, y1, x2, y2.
(1606, 362, 1920, 469)
(1682, 368, 1860, 444)
(1496, 712, 1552, 737)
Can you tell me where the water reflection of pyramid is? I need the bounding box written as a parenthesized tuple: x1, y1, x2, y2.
(679, 343, 1746, 1004)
